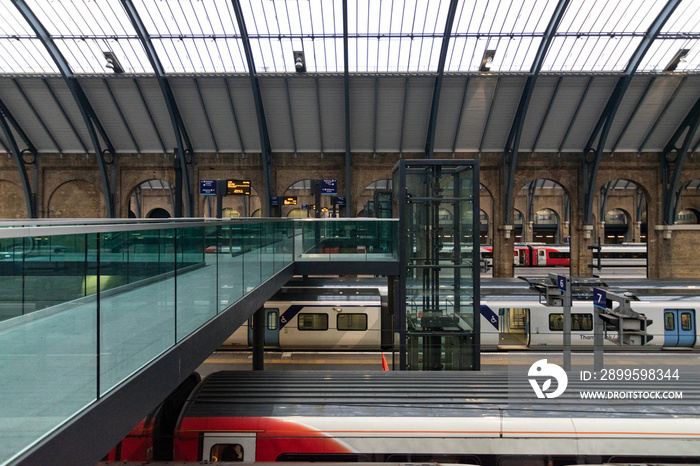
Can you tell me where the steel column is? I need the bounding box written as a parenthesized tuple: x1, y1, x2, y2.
(503, 0, 569, 226)
(582, 0, 681, 225)
(231, 0, 273, 216)
(661, 94, 700, 225)
(122, 0, 195, 217)
(424, 0, 460, 159)
(343, 0, 352, 216)
(13, 0, 117, 217)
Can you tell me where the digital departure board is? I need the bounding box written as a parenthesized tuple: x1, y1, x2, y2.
(226, 180, 251, 195)
(283, 196, 297, 205)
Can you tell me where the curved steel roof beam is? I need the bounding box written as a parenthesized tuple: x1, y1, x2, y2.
(121, 0, 194, 217)
(662, 94, 700, 225)
(231, 0, 272, 216)
(582, 0, 682, 225)
(424, 0, 460, 159)
(0, 96, 37, 217)
(502, 0, 570, 227)
(343, 0, 351, 216)
(13, 0, 117, 217)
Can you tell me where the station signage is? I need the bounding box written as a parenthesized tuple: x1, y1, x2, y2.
(321, 179, 337, 195)
(593, 288, 607, 309)
(226, 179, 251, 195)
(270, 196, 279, 206)
(283, 196, 298, 205)
(199, 180, 216, 195)
(332, 196, 345, 206)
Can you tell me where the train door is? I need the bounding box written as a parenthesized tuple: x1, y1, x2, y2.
(247, 308, 280, 347)
(202, 432, 256, 462)
(664, 309, 696, 347)
(497, 307, 530, 348)
(537, 248, 547, 266)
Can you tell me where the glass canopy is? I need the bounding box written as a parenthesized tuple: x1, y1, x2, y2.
(0, 0, 697, 75)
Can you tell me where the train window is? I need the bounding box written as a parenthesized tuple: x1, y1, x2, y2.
(337, 313, 368, 331)
(665, 312, 675, 331)
(298, 313, 328, 330)
(267, 309, 278, 330)
(210, 443, 243, 461)
(498, 457, 577, 466)
(549, 314, 592, 331)
(681, 312, 692, 331)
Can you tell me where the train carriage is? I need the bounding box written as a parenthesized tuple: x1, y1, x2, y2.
(170, 371, 700, 464)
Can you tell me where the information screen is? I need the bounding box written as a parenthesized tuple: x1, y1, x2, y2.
(226, 180, 251, 195)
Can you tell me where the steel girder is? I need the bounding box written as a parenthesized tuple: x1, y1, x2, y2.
(502, 0, 570, 226)
(0, 96, 37, 217)
(582, 0, 681, 225)
(231, 0, 272, 216)
(424, 0, 460, 159)
(662, 94, 700, 225)
(13, 0, 117, 218)
(121, 0, 195, 217)
(343, 0, 352, 216)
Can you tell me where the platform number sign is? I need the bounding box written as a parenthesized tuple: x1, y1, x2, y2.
(593, 288, 607, 309)
(557, 275, 566, 292)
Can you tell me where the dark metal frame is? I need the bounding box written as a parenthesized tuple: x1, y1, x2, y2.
(343, 0, 352, 217)
(502, 0, 570, 226)
(662, 94, 700, 225)
(122, 0, 195, 217)
(392, 159, 480, 371)
(582, 0, 681, 225)
(13, 0, 117, 217)
(231, 0, 273, 216)
(424, 0, 460, 159)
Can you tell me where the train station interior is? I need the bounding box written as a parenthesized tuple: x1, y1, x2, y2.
(0, 0, 699, 465)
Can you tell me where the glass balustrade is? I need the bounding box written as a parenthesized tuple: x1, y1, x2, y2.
(0, 217, 396, 465)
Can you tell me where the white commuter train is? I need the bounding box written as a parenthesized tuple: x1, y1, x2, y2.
(224, 285, 699, 351)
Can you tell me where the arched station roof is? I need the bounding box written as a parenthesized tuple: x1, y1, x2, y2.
(0, 0, 698, 219)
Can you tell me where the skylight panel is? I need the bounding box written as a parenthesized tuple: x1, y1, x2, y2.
(133, 0, 247, 73)
(638, 1, 700, 72)
(445, 0, 555, 72)
(347, 0, 448, 72)
(0, 1, 58, 73)
(21, 0, 154, 74)
(542, 0, 665, 72)
(240, 0, 343, 73)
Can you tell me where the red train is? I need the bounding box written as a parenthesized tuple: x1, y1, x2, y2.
(106, 371, 700, 465)
(480, 243, 646, 268)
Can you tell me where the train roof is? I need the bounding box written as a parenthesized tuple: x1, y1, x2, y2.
(180, 371, 700, 420)
(268, 287, 381, 303)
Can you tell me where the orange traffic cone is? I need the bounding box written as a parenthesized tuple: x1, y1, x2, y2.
(381, 353, 389, 371)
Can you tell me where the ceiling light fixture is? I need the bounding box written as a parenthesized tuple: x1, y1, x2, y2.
(293, 50, 306, 72)
(103, 51, 124, 74)
(480, 50, 496, 72)
(664, 48, 689, 72)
